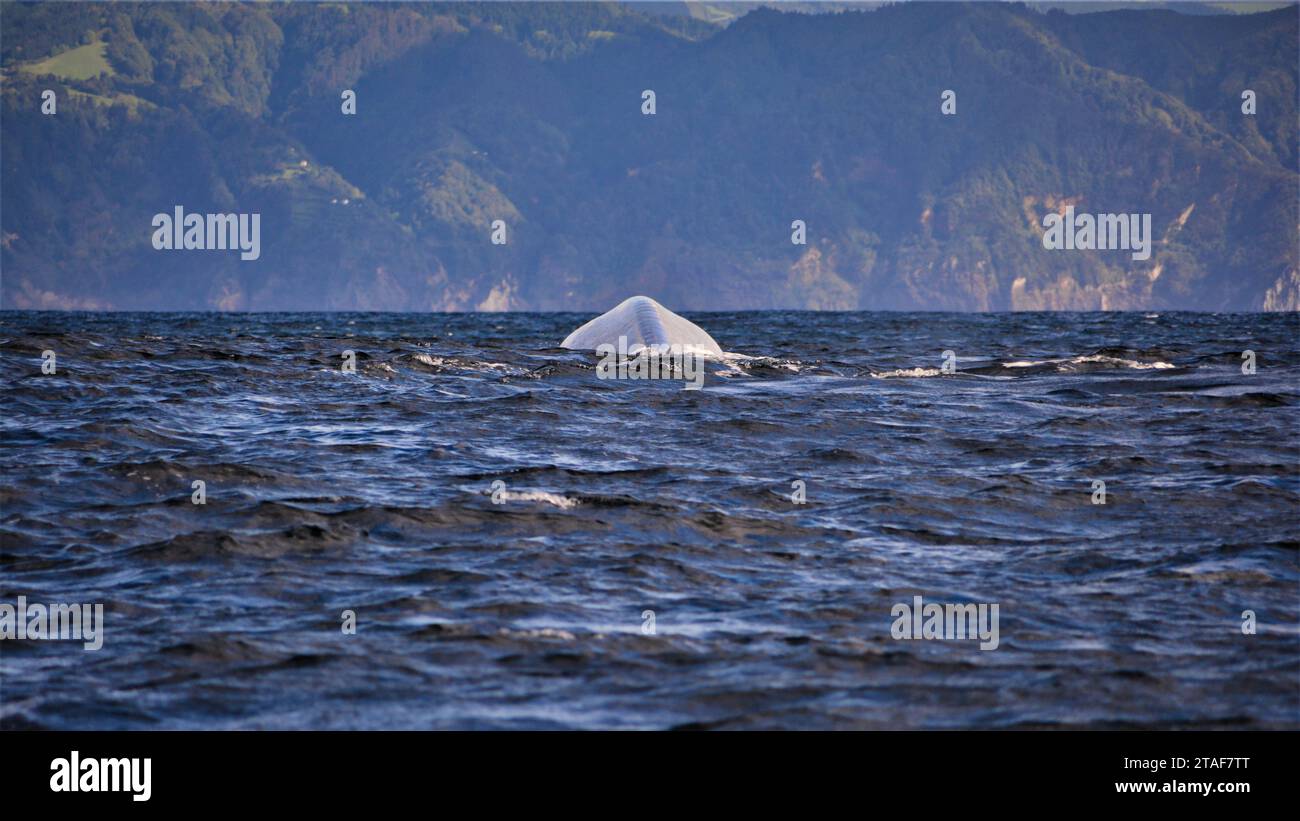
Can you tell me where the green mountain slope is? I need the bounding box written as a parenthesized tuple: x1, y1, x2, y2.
(2, 1, 1296, 311)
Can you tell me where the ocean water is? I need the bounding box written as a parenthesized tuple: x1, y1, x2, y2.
(1, 309, 1297, 729)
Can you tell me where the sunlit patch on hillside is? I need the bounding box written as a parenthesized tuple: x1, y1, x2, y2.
(17, 36, 114, 81)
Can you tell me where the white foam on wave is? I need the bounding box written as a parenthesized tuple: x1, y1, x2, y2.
(721, 351, 801, 374)
(1071, 354, 1174, 370)
(1003, 355, 1174, 371)
(499, 627, 577, 641)
(412, 352, 521, 374)
(492, 489, 580, 509)
(871, 367, 943, 379)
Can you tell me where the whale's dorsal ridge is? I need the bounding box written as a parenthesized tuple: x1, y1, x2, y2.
(561, 295, 722, 356)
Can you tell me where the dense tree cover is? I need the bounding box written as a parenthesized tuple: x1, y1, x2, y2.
(1, 1, 1296, 310)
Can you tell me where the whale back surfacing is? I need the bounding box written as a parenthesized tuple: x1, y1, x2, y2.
(561, 296, 723, 356)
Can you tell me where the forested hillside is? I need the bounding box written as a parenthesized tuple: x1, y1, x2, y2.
(2, 1, 1296, 311)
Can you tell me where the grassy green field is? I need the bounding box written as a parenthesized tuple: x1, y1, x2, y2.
(19, 39, 114, 81)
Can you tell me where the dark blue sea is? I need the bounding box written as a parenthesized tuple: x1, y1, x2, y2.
(1, 310, 1297, 729)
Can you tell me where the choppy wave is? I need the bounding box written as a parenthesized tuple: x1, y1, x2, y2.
(1, 310, 1297, 730)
